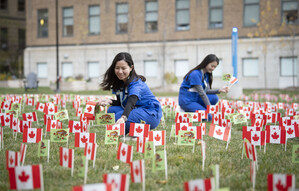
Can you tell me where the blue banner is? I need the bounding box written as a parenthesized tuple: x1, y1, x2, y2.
(232, 27, 238, 78)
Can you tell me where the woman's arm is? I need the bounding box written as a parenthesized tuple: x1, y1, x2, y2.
(115, 95, 138, 124)
(193, 85, 211, 106)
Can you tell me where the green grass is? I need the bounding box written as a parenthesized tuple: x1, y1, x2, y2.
(0, 89, 298, 191)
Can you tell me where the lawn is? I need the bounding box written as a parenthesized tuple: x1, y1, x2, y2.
(0, 87, 298, 191)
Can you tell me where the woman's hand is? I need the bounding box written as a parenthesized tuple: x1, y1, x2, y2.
(115, 115, 127, 124)
(219, 86, 229, 93)
(97, 99, 112, 106)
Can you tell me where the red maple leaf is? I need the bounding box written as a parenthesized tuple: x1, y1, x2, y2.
(181, 126, 187, 131)
(275, 179, 288, 191)
(121, 148, 126, 156)
(287, 128, 293, 135)
(13, 121, 17, 126)
(28, 101, 32, 104)
(193, 115, 197, 119)
(74, 124, 81, 130)
(216, 129, 223, 136)
(226, 110, 230, 113)
(27, 115, 32, 120)
(222, 122, 226, 127)
(111, 179, 118, 189)
(155, 134, 161, 141)
(9, 156, 14, 165)
(88, 147, 91, 154)
(40, 106, 43, 109)
(252, 134, 259, 142)
(28, 131, 35, 138)
(134, 166, 139, 175)
(255, 121, 260, 126)
(81, 135, 88, 143)
(267, 115, 271, 120)
(211, 107, 215, 112)
(49, 108, 54, 112)
(18, 171, 30, 182)
(215, 116, 218, 121)
(136, 126, 143, 133)
(271, 132, 280, 139)
(51, 123, 56, 128)
(179, 116, 182, 122)
(193, 186, 202, 191)
(4, 104, 8, 108)
(139, 142, 142, 148)
(248, 147, 252, 155)
(64, 152, 68, 161)
(87, 106, 92, 112)
(5, 117, 9, 123)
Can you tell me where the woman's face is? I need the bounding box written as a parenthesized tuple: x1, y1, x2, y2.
(114, 60, 133, 82)
(204, 61, 218, 73)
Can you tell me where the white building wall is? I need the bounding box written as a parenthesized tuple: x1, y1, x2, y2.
(24, 36, 299, 90)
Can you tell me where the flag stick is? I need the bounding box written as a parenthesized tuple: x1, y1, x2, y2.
(84, 157, 88, 184)
(71, 150, 74, 177)
(40, 165, 44, 191)
(285, 138, 288, 151)
(164, 149, 168, 180)
(241, 142, 244, 160)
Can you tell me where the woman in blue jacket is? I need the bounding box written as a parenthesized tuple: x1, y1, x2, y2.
(98, 52, 162, 134)
(178, 54, 229, 121)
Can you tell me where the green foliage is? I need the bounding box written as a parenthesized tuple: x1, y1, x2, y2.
(164, 72, 178, 84)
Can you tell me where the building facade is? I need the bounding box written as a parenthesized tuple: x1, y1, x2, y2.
(24, 0, 299, 90)
(0, 0, 26, 79)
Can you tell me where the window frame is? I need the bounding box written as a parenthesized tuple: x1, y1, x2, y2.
(242, 58, 259, 77)
(18, 0, 25, 12)
(144, 60, 158, 77)
(62, 7, 74, 37)
(37, 8, 48, 38)
(0, 27, 8, 50)
(37, 62, 48, 79)
(175, 0, 190, 31)
(0, 0, 8, 10)
(116, 3, 129, 34)
(208, 0, 223, 29)
(280, 56, 298, 77)
(61, 62, 73, 79)
(145, 0, 158, 33)
(243, 0, 260, 27)
(18, 29, 25, 50)
(174, 59, 189, 77)
(281, 0, 298, 25)
(88, 5, 100, 35)
(87, 61, 100, 78)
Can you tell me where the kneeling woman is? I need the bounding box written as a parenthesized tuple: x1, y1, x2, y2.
(178, 54, 229, 121)
(98, 52, 162, 134)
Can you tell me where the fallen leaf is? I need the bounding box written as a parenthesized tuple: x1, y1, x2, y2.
(112, 165, 119, 171)
(156, 180, 168, 184)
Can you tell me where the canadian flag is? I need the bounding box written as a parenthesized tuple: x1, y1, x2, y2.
(196, 110, 208, 120)
(74, 132, 96, 148)
(189, 125, 205, 140)
(8, 164, 43, 190)
(175, 123, 192, 135)
(1, 113, 12, 127)
(220, 119, 230, 128)
(222, 107, 234, 115)
(10, 116, 19, 132)
(266, 112, 281, 124)
(1, 101, 11, 110)
(68, 120, 82, 133)
(6, 150, 19, 169)
(184, 178, 214, 191)
(244, 141, 257, 161)
(266, 126, 286, 144)
(175, 112, 190, 123)
(81, 122, 88, 133)
(267, 174, 295, 191)
(46, 119, 62, 132)
(36, 102, 45, 112)
(43, 103, 58, 115)
(22, 112, 38, 122)
(212, 112, 223, 126)
(80, 114, 90, 124)
(130, 160, 145, 183)
(84, 101, 97, 119)
(251, 118, 264, 128)
(76, 107, 83, 117)
(72, 183, 112, 191)
(292, 103, 298, 110)
(129, 123, 150, 137)
(59, 147, 74, 168)
(117, 142, 133, 164)
(208, 124, 230, 142)
(206, 105, 219, 114)
(286, 108, 294, 116)
(103, 173, 130, 191)
(243, 130, 266, 146)
(277, 102, 284, 109)
(136, 137, 146, 153)
(18, 120, 32, 133)
(26, 98, 35, 106)
(19, 143, 27, 165)
(106, 124, 125, 135)
(189, 112, 202, 122)
(148, 130, 166, 146)
(23, 128, 43, 143)
(43, 114, 54, 125)
(84, 142, 97, 160)
(73, 100, 80, 109)
(284, 124, 299, 139)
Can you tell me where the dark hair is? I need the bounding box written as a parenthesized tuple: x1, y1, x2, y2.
(183, 54, 219, 88)
(100, 52, 146, 91)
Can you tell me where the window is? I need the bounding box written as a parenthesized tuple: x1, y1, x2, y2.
(18, 0, 25, 12)
(243, 58, 259, 77)
(281, 0, 298, 24)
(87, 62, 99, 78)
(213, 59, 223, 77)
(280, 57, 297, 76)
(37, 9, 48, 38)
(37, 62, 48, 78)
(116, 3, 128, 34)
(18, 29, 25, 50)
(0, 0, 7, 10)
(144, 60, 158, 77)
(62, 62, 73, 78)
(209, 0, 223, 28)
(63, 7, 74, 36)
(89, 5, 100, 35)
(176, 0, 190, 30)
(145, 0, 158, 33)
(243, 0, 259, 26)
(175, 60, 189, 77)
(0, 28, 8, 50)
